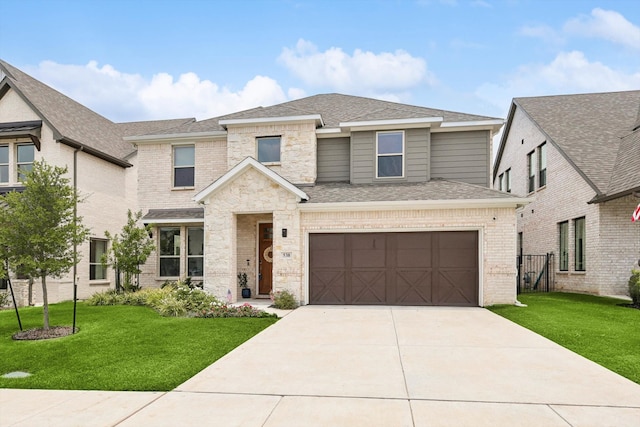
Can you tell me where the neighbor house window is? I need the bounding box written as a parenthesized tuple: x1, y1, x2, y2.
(90, 239, 107, 280)
(574, 217, 586, 271)
(527, 151, 535, 193)
(559, 221, 568, 271)
(257, 136, 281, 163)
(505, 168, 511, 193)
(538, 142, 547, 187)
(173, 145, 195, 187)
(0, 278, 7, 290)
(17, 143, 34, 182)
(187, 227, 204, 277)
(376, 131, 404, 178)
(159, 227, 181, 276)
(498, 173, 504, 191)
(0, 145, 8, 183)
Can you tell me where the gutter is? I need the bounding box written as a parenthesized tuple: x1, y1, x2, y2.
(59, 137, 132, 168)
(298, 197, 531, 212)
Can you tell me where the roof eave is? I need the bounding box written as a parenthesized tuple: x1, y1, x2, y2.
(59, 137, 132, 168)
(125, 130, 228, 143)
(219, 114, 324, 129)
(298, 197, 532, 212)
(589, 186, 640, 204)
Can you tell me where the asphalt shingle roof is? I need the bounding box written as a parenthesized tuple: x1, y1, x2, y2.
(302, 179, 521, 204)
(142, 208, 204, 221)
(510, 90, 640, 200)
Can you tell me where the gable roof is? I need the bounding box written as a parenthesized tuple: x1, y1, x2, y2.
(0, 60, 194, 166)
(494, 90, 640, 202)
(144, 93, 502, 136)
(193, 157, 309, 203)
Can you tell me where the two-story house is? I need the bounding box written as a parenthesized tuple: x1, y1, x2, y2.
(0, 60, 192, 305)
(493, 90, 640, 296)
(130, 94, 529, 306)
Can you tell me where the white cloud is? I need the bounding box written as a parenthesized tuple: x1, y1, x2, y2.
(564, 8, 640, 50)
(26, 61, 289, 122)
(475, 50, 640, 111)
(519, 24, 564, 45)
(278, 39, 435, 100)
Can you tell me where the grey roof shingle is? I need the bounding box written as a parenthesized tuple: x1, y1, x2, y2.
(142, 208, 204, 221)
(151, 93, 500, 135)
(0, 60, 194, 164)
(506, 91, 640, 200)
(302, 179, 521, 204)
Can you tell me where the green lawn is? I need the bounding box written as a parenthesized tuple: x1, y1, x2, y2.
(489, 292, 640, 384)
(0, 301, 277, 391)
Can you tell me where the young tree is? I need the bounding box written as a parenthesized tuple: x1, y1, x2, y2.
(0, 161, 89, 330)
(102, 210, 155, 292)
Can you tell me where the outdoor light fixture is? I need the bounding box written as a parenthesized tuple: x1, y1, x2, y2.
(282, 228, 287, 238)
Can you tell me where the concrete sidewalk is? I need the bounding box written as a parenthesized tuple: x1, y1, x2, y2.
(2, 306, 640, 426)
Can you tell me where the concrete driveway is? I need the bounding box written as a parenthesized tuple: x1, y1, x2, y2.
(2, 306, 640, 426)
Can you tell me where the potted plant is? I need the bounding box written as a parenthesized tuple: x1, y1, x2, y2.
(238, 272, 251, 298)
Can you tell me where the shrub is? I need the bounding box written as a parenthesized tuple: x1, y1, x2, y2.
(271, 289, 299, 310)
(0, 291, 11, 308)
(86, 290, 122, 306)
(197, 302, 277, 318)
(155, 295, 188, 317)
(629, 269, 640, 305)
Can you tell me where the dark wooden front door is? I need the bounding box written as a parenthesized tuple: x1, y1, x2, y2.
(309, 231, 478, 306)
(258, 223, 273, 295)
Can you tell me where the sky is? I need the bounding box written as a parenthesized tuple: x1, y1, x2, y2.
(1, 0, 639, 125)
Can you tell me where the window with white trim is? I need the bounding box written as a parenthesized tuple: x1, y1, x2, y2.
(538, 142, 547, 187)
(187, 227, 204, 277)
(376, 131, 404, 178)
(257, 136, 281, 163)
(574, 217, 586, 271)
(558, 221, 568, 271)
(0, 145, 8, 183)
(90, 239, 108, 280)
(505, 168, 511, 193)
(159, 227, 181, 277)
(17, 143, 34, 182)
(173, 145, 195, 187)
(527, 151, 535, 193)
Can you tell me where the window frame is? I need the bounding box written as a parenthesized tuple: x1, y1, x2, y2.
(574, 217, 586, 271)
(172, 145, 195, 188)
(0, 144, 8, 184)
(257, 136, 282, 164)
(558, 221, 569, 271)
(187, 226, 204, 278)
(498, 173, 504, 191)
(505, 168, 511, 193)
(16, 143, 34, 182)
(527, 151, 535, 193)
(89, 238, 108, 281)
(538, 142, 547, 188)
(159, 227, 181, 277)
(375, 131, 405, 179)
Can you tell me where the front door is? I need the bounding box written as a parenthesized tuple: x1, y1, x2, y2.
(258, 223, 273, 295)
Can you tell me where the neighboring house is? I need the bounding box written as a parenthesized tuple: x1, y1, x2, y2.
(493, 91, 640, 296)
(0, 60, 192, 305)
(130, 94, 528, 307)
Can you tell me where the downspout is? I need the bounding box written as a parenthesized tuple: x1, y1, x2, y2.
(72, 147, 82, 333)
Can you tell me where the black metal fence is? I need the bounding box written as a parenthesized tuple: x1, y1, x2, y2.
(517, 253, 555, 294)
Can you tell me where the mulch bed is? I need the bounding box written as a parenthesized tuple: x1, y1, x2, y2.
(619, 303, 640, 310)
(12, 326, 78, 341)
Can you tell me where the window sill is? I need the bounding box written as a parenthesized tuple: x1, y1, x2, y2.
(171, 186, 195, 191)
(89, 280, 110, 286)
(260, 162, 281, 166)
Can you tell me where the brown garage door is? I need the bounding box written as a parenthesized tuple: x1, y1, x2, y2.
(309, 231, 478, 306)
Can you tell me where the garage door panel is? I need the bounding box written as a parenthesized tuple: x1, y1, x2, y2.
(395, 269, 433, 304)
(351, 234, 386, 267)
(351, 269, 387, 304)
(436, 269, 477, 305)
(310, 270, 346, 304)
(310, 234, 346, 268)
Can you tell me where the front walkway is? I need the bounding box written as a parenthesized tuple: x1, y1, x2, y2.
(2, 306, 640, 426)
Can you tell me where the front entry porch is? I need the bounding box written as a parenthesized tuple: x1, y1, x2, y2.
(236, 214, 274, 299)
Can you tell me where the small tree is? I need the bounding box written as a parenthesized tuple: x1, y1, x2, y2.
(0, 161, 89, 330)
(102, 210, 155, 292)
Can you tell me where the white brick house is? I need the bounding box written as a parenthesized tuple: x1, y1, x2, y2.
(0, 60, 192, 306)
(130, 94, 529, 307)
(493, 91, 640, 296)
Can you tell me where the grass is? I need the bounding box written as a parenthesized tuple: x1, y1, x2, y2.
(0, 301, 277, 391)
(489, 292, 640, 384)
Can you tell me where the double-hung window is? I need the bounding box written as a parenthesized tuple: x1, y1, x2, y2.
(538, 143, 547, 187)
(0, 145, 8, 183)
(257, 136, 281, 163)
(90, 239, 107, 280)
(17, 144, 34, 182)
(574, 217, 586, 271)
(558, 221, 568, 271)
(505, 168, 511, 192)
(376, 131, 404, 178)
(498, 173, 504, 191)
(527, 151, 535, 193)
(159, 227, 181, 277)
(173, 145, 195, 187)
(187, 227, 204, 277)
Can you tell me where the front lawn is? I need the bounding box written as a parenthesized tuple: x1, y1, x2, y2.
(489, 292, 640, 384)
(0, 301, 277, 391)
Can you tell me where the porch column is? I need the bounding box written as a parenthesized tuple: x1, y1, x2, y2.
(204, 210, 237, 302)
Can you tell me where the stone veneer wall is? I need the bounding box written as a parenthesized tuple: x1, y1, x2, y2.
(226, 121, 317, 184)
(300, 207, 518, 306)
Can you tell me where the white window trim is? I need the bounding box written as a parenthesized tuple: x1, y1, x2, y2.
(186, 226, 204, 278)
(172, 144, 195, 189)
(16, 143, 34, 182)
(89, 238, 108, 281)
(256, 136, 282, 165)
(0, 143, 8, 184)
(375, 130, 405, 179)
(158, 226, 182, 278)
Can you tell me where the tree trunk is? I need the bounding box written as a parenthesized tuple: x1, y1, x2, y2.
(41, 275, 49, 330)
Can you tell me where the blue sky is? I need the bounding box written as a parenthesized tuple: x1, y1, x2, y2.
(1, 0, 639, 123)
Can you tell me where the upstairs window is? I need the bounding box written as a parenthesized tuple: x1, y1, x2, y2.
(0, 145, 8, 183)
(527, 151, 535, 193)
(558, 221, 568, 271)
(90, 239, 107, 280)
(17, 143, 34, 182)
(498, 173, 504, 191)
(505, 168, 511, 193)
(376, 131, 404, 178)
(173, 145, 195, 187)
(574, 217, 586, 271)
(159, 227, 181, 277)
(257, 136, 281, 163)
(538, 142, 547, 187)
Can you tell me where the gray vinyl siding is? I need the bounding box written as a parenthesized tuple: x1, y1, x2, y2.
(430, 130, 490, 186)
(351, 129, 429, 184)
(317, 137, 350, 182)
